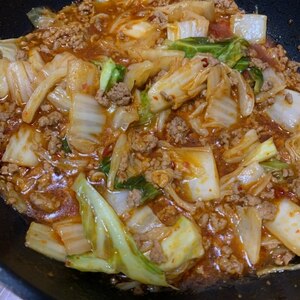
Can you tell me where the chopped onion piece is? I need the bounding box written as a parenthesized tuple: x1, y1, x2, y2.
(236, 207, 262, 265)
(26, 222, 66, 262)
(230, 14, 267, 44)
(22, 67, 67, 123)
(265, 199, 300, 256)
(167, 18, 209, 41)
(2, 125, 42, 167)
(266, 89, 300, 132)
(68, 93, 106, 153)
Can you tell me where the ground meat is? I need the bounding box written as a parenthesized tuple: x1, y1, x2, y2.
(250, 57, 268, 70)
(16, 50, 28, 61)
(209, 213, 227, 233)
(152, 70, 167, 83)
(197, 213, 209, 229)
(149, 240, 166, 264)
(272, 247, 295, 266)
(255, 201, 277, 220)
(148, 11, 168, 28)
(156, 205, 179, 226)
(95, 90, 110, 107)
(292, 178, 300, 197)
(217, 255, 244, 275)
(117, 153, 129, 182)
(285, 92, 293, 104)
(48, 134, 62, 155)
(41, 23, 87, 51)
(241, 195, 262, 206)
(29, 192, 61, 213)
(127, 189, 142, 208)
(38, 111, 63, 127)
(78, 0, 95, 16)
(131, 132, 158, 153)
(167, 116, 190, 144)
(1, 163, 19, 175)
(107, 82, 132, 106)
(40, 103, 53, 112)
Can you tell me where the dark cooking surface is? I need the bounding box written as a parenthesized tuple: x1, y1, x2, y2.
(0, 0, 300, 299)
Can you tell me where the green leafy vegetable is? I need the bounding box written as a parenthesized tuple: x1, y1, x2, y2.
(138, 90, 154, 125)
(61, 137, 72, 154)
(69, 174, 168, 286)
(248, 67, 264, 94)
(260, 159, 289, 171)
(233, 57, 250, 72)
(169, 37, 249, 67)
(100, 58, 126, 92)
(99, 156, 111, 176)
(115, 175, 161, 204)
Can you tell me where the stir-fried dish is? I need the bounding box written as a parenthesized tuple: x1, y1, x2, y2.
(1, 0, 300, 292)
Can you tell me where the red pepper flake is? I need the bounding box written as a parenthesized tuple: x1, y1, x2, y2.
(202, 58, 209, 67)
(102, 144, 113, 157)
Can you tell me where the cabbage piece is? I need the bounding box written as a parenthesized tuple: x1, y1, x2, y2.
(256, 68, 286, 103)
(148, 57, 209, 113)
(204, 65, 238, 128)
(53, 218, 91, 256)
(158, 1, 215, 22)
(223, 129, 259, 163)
(265, 199, 300, 256)
(47, 85, 71, 113)
(169, 37, 248, 67)
(22, 67, 67, 123)
(2, 125, 42, 167)
(99, 58, 126, 92)
(67, 59, 99, 96)
(158, 216, 204, 272)
(28, 48, 45, 72)
(169, 147, 220, 201)
(107, 133, 129, 190)
(230, 14, 267, 44)
(237, 162, 265, 187)
(68, 93, 106, 153)
(242, 138, 277, 167)
(69, 174, 168, 286)
(137, 90, 154, 125)
(266, 89, 300, 132)
(126, 205, 164, 234)
(124, 60, 154, 91)
(112, 106, 139, 131)
(0, 39, 18, 61)
(236, 207, 262, 265)
(105, 190, 130, 216)
(36, 52, 76, 83)
(0, 59, 9, 98)
(122, 21, 154, 39)
(285, 133, 300, 162)
(27, 7, 56, 29)
(167, 18, 209, 41)
(6, 61, 34, 106)
(26, 222, 66, 262)
(230, 69, 254, 116)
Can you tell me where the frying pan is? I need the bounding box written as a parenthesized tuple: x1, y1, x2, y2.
(0, 0, 299, 299)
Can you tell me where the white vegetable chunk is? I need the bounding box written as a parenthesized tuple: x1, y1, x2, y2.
(230, 14, 267, 44)
(2, 125, 42, 167)
(0, 59, 9, 99)
(122, 21, 154, 39)
(105, 190, 130, 216)
(265, 199, 300, 256)
(266, 89, 300, 132)
(68, 93, 106, 153)
(169, 147, 220, 201)
(167, 17, 209, 41)
(236, 207, 262, 265)
(158, 216, 204, 272)
(237, 162, 265, 187)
